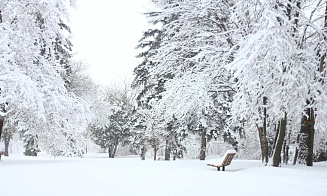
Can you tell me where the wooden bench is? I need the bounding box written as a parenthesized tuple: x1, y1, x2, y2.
(0, 151, 5, 160)
(207, 149, 236, 171)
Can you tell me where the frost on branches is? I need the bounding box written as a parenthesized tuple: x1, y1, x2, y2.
(229, 0, 327, 165)
(90, 85, 134, 158)
(135, 0, 327, 164)
(0, 0, 91, 156)
(132, 0, 238, 160)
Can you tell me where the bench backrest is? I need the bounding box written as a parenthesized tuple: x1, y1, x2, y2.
(221, 153, 236, 166)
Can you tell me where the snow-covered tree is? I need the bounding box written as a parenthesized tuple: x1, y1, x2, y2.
(91, 106, 131, 158)
(132, 12, 183, 160)
(91, 83, 134, 158)
(229, 0, 327, 166)
(64, 60, 97, 98)
(0, 0, 92, 156)
(133, 0, 327, 165)
(22, 131, 40, 156)
(137, 0, 237, 160)
(64, 60, 99, 153)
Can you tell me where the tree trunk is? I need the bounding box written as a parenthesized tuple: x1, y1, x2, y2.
(199, 130, 206, 160)
(257, 126, 265, 162)
(0, 117, 3, 141)
(293, 134, 300, 165)
(307, 109, 315, 166)
(4, 140, 9, 156)
(271, 122, 280, 157)
(272, 115, 287, 167)
(108, 139, 119, 158)
(283, 141, 289, 164)
(113, 144, 118, 158)
(293, 147, 299, 165)
(0, 11, 3, 23)
(140, 145, 146, 160)
(85, 144, 88, 154)
(298, 107, 315, 166)
(262, 97, 269, 163)
(3, 131, 10, 156)
(112, 139, 119, 158)
(153, 144, 157, 161)
(164, 140, 171, 161)
(108, 146, 114, 158)
(298, 125, 307, 164)
(257, 97, 269, 164)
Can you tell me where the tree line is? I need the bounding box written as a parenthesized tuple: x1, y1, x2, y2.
(127, 0, 327, 166)
(1, 0, 327, 167)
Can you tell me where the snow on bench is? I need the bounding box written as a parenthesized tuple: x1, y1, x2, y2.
(207, 149, 236, 171)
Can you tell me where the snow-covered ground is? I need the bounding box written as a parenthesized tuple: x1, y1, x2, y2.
(1, 154, 326, 196)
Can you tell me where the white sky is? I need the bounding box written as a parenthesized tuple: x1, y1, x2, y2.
(69, 0, 153, 85)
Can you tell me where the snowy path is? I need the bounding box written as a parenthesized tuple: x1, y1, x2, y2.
(1, 154, 326, 196)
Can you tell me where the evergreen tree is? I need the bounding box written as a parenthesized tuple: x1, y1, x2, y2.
(131, 13, 181, 160)
(91, 84, 134, 158)
(138, 0, 237, 160)
(22, 132, 40, 156)
(91, 105, 132, 158)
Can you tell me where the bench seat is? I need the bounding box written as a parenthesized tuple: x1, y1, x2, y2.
(207, 149, 236, 171)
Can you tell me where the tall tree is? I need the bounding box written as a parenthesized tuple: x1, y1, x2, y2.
(131, 13, 180, 160)
(0, 0, 91, 156)
(143, 0, 237, 160)
(229, 0, 327, 166)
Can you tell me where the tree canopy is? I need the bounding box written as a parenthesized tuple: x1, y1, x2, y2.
(0, 0, 91, 156)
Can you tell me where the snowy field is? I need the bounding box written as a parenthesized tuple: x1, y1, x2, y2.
(1, 154, 327, 196)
